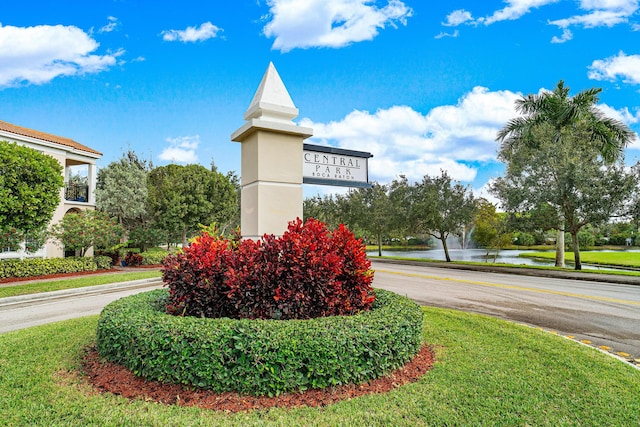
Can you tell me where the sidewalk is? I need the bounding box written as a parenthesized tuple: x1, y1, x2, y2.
(0, 266, 163, 306)
(0, 277, 163, 308)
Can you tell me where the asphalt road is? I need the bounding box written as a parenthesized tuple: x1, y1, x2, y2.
(1, 262, 639, 360)
(0, 279, 163, 334)
(371, 260, 640, 358)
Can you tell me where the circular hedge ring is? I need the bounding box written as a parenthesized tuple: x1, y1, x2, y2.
(96, 289, 423, 396)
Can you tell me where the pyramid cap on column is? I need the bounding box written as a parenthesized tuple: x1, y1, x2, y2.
(243, 62, 299, 124)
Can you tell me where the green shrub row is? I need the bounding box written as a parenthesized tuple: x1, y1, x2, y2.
(96, 288, 423, 396)
(139, 250, 167, 265)
(94, 256, 112, 270)
(0, 256, 111, 279)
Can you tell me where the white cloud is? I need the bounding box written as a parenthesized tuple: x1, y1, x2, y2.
(299, 87, 521, 184)
(445, 0, 637, 40)
(0, 23, 123, 88)
(479, 0, 559, 25)
(597, 103, 640, 149)
(475, 179, 502, 206)
(598, 103, 640, 124)
(443, 9, 473, 26)
(550, 10, 632, 28)
(159, 135, 200, 163)
(435, 30, 459, 39)
(551, 28, 573, 43)
(263, 0, 412, 52)
(99, 16, 119, 33)
(549, 0, 638, 39)
(161, 22, 222, 43)
(588, 51, 640, 85)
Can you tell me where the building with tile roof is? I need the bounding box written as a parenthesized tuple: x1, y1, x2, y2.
(0, 120, 102, 259)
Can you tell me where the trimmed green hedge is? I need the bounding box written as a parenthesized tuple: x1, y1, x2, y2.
(139, 250, 167, 265)
(96, 288, 423, 396)
(94, 256, 112, 270)
(0, 256, 109, 279)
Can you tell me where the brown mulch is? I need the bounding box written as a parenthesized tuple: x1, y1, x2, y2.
(81, 345, 435, 412)
(118, 264, 163, 269)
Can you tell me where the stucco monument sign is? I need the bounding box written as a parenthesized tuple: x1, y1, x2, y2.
(303, 144, 372, 188)
(232, 63, 371, 239)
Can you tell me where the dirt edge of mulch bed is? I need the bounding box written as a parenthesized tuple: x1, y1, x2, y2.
(81, 345, 435, 413)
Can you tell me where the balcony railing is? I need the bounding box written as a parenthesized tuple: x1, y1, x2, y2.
(65, 182, 89, 203)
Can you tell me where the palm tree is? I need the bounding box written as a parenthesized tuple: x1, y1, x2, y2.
(498, 81, 631, 162)
(496, 80, 635, 269)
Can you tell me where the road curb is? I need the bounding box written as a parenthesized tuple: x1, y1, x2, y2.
(553, 329, 640, 371)
(372, 258, 640, 366)
(0, 278, 164, 308)
(370, 258, 640, 286)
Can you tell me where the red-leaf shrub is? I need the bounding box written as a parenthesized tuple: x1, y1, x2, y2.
(123, 252, 144, 267)
(227, 218, 343, 319)
(161, 218, 375, 320)
(162, 232, 237, 318)
(331, 223, 376, 313)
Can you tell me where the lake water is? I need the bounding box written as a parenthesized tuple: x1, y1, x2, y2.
(367, 248, 626, 271)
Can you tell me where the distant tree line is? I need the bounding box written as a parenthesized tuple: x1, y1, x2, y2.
(95, 151, 239, 252)
(304, 170, 478, 262)
(305, 81, 640, 270)
(2, 80, 638, 271)
(0, 141, 240, 258)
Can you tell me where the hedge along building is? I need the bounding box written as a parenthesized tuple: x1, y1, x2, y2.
(0, 120, 102, 259)
(232, 63, 371, 239)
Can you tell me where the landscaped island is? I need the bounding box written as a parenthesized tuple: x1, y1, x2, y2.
(96, 219, 423, 396)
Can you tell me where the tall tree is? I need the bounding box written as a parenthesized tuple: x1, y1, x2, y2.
(347, 183, 394, 256)
(473, 199, 513, 262)
(409, 171, 476, 262)
(494, 81, 636, 269)
(303, 195, 341, 229)
(96, 151, 150, 231)
(0, 141, 63, 251)
(147, 164, 237, 246)
(627, 167, 640, 232)
(388, 175, 413, 245)
(50, 210, 124, 257)
(209, 162, 241, 235)
(219, 170, 241, 234)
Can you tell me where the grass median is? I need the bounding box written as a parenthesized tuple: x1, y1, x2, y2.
(0, 305, 638, 426)
(521, 251, 640, 269)
(0, 270, 162, 299)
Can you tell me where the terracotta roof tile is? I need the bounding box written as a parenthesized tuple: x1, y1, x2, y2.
(0, 119, 102, 156)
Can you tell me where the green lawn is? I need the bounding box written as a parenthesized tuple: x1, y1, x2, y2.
(1, 306, 638, 426)
(0, 271, 162, 299)
(522, 251, 640, 268)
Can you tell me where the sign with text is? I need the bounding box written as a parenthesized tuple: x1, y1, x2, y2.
(303, 144, 372, 188)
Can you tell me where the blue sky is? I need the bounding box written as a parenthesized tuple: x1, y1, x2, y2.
(1, 0, 639, 200)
